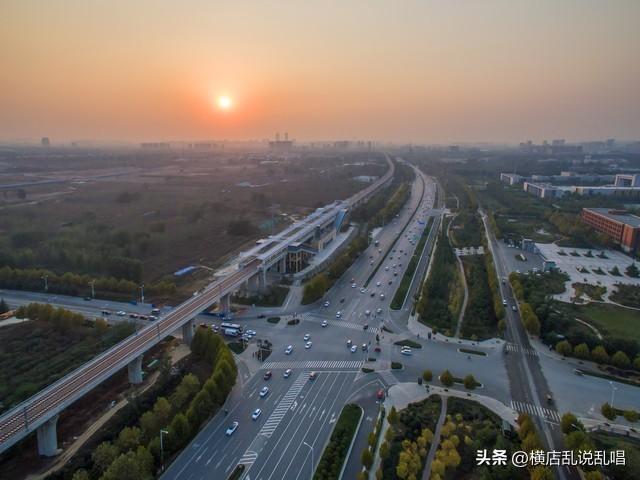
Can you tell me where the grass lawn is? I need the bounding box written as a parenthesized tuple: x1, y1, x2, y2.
(568, 303, 640, 344)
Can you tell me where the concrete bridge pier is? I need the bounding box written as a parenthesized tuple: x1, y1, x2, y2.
(220, 294, 231, 313)
(258, 269, 267, 292)
(127, 355, 144, 384)
(36, 415, 59, 457)
(182, 318, 195, 346)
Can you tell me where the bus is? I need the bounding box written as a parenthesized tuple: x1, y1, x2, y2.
(220, 322, 243, 335)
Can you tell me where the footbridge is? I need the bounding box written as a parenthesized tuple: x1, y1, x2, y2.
(0, 154, 394, 456)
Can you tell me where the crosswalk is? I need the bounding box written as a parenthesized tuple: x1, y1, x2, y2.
(260, 360, 364, 370)
(258, 372, 309, 438)
(238, 450, 258, 467)
(307, 314, 380, 333)
(504, 343, 538, 356)
(511, 400, 560, 422)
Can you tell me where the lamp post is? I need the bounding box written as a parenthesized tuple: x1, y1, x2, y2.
(609, 381, 618, 408)
(88, 280, 95, 298)
(140, 284, 145, 304)
(160, 429, 169, 471)
(41, 274, 48, 292)
(303, 441, 314, 480)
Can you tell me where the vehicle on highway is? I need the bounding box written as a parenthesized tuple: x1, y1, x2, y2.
(370, 292, 375, 297)
(284, 369, 292, 378)
(376, 281, 381, 287)
(263, 370, 272, 380)
(336, 311, 342, 318)
(362, 343, 368, 351)
(374, 346, 381, 352)
(385, 266, 389, 271)
(226, 422, 239, 436)
(393, 272, 398, 276)
(512, 305, 517, 311)
(380, 293, 385, 299)
(309, 371, 317, 380)
(224, 328, 239, 337)
(260, 387, 269, 397)
(138, 315, 148, 321)
(285, 345, 293, 355)
(388, 280, 393, 285)
(323, 301, 330, 308)
(129, 313, 139, 319)
(360, 288, 366, 293)
(149, 315, 159, 321)
(305, 341, 312, 349)
(340, 297, 345, 303)
(365, 310, 371, 316)
(502, 299, 507, 306)
(351, 283, 357, 288)
(84, 296, 92, 301)
(347, 339, 352, 346)
(303, 333, 311, 341)
(101, 309, 112, 316)
(377, 389, 385, 400)
(151, 308, 161, 315)
(321, 320, 328, 328)
(252, 409, 262, 420)
(350, 345, 357, 353)
(363, 324, 369, 330)
(401, 347, 412, 355)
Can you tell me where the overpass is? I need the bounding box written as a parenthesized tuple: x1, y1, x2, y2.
(0, 154, 394, 457)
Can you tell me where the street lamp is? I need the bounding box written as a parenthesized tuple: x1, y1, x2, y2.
(303, 441, 314, 480)
(88, 280, 95, 298)
(160, 429, 169, 470)
(609, 381, 618, 408)
(140, 284, 145, 304)
(41, 274, 48, 292)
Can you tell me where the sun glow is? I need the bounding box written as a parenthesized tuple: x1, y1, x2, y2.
(217, 95, 233, 110)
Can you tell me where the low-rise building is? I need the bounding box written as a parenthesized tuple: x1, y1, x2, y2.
(581, 208, 640, 254)
(500, 173, 524, 185)
(523, 182, 565, 199)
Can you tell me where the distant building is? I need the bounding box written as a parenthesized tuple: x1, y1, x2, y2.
(268, 132, 293, 151)
(41, 137, 50, 147)
(569, 186, 640, 199)
(614, 174, 640, 187)
(581, 208, 640, 253)
(523, 182, 565, 199)
(140, 142, 170, 149)
(500, 173, 524, 185)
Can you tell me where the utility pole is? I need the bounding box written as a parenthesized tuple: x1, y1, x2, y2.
(303, 441, 313, 480)
(160, 429, 169, 471)
(140, 284, 145, 304)
(88, 280, 95, 298)
(41, 274, 48, 292)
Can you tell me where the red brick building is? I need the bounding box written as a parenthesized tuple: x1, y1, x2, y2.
(581, 208, 640, 254)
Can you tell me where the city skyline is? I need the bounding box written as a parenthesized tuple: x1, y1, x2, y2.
(1, 0, 639, 143)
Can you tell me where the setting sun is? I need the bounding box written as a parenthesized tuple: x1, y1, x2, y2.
(217, 95, 233, 111)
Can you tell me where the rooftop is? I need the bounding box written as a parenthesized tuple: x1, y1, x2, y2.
(583, 208, 640, 228)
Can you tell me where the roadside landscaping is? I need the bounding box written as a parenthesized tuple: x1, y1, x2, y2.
(314, 404, 362, 480)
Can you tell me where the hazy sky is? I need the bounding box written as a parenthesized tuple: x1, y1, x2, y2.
(1, 0, 638, 144)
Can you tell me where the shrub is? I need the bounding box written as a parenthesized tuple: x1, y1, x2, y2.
(422, 370, 433, 382)
(391, 362, 403, 370)
(591, 345, 609, 364)
(601, 402, 616, 420)
(440, 370, 454, 387)
(555, 340, 573, 357)
(611, 351, 631, 369)
(463, 374, 477, 390)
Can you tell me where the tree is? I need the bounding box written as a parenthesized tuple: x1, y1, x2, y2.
(531, 466, 554, 480)
(635, 356, 640, 370)
(560, 413, 580, 434)
(71, 470, 89, 480)
(101, 449, 153, 480)
(591, 345, 609, 364)
(116, 426, 141, 452)
(388, 406, 398, 425)
(555, 340, 573, 357)
(623, 410, 639, 423)
(368, 432, 376, 448)
(361, 447, 373, 470)
(170, 374, 201, 411)
(92, 441, 119, 474)
(422, 370, 433, 382)
(463, 374, 477, 390)
(626, 263, 639, 278)
(0, 298, 9, 314)
(573, 343, 590, 360)
(612, 351, 631, 369)
(440, 370, 454, 387)
(94, 317, 109, 336)
(601, 402, 616, 420)
(187, 389, 214, 429)
(379, 441, 390, 460)
(168, 413, 191, 451)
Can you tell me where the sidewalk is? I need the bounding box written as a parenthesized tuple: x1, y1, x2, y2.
(407, 313, 505, 351)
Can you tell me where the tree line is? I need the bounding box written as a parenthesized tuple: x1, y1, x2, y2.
(71, 327, 237, 480)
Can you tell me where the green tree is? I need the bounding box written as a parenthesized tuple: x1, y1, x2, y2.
(92, 441, 119, 474)
(71, 470, 90, 480)
(601, 402, 616, 420)
(463, 374, 477, 390)
(612, 351, 631, 369)
(573, 343, 590, 360)
(634, 356, 640, 370)
(387, 406, 398, 425)
(440, 370, 454, 387)
(531, 466, 554, 480)
(560, 413, 581, 434)
(626, 263, 639, 278)
(170, 374, 201, 411)
(116, 426, 141, 452)
(0, 298, 9, 314)
(187, 389, 214, 429)
(361, 447, 373, 470)
(591, 345, 609, 364)
(623, 410, 639, 423)
(422, 370, 433, 382)
(555, 340, 573, 357)
(168, 413, 191, 451)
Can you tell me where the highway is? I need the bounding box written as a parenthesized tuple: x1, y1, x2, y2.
(0, 156, 395, 455)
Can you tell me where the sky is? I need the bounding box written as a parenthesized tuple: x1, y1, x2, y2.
(1, 0, 639, 144)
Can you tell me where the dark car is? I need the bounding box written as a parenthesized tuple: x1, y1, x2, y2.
(84, 296, 92, 301)
(263, 371, 272, 380)
(363, 324, 369, 330)
(376, 389, 385, 400)
(257, 313, 265, 318)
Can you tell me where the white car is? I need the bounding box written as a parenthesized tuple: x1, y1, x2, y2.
(360, 288, 366, 294)
(350, 345, 358, 353)
(380, 293, 385, 300)
(365, 310, 371, 316)
(252, 409, 262, 420)
(284, 369, 292, 378)
(400, 347, 412, 356)
(376, 281, 381, 287)
(502, 299, 507, 306)
(376, 308, 382, 314)
(260, 386, 269, 397)
(336, 311, 342, 318)
(246, 329, 256, 336)
(285, 345, 293, 355)
(323, 301, 330, 308)
(226, 422, 239, 436)
(116, 310, 126, 316)
(351, 283, 357, 288)
(305, 341, 313, 349)
(321, 320, 328, 328)
(385, 266, 389, 271)
(303, 333, 311, 341)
